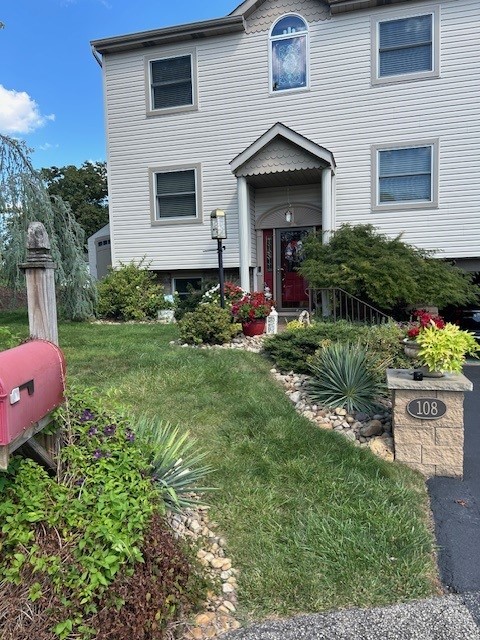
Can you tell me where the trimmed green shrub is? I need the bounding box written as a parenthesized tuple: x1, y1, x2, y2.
(300, 224, 479, 311)
(308, 342, 383, 414)
(178, 304, 239, 345)
(97, 259, 165, 321)
(264, 320, 409, 375)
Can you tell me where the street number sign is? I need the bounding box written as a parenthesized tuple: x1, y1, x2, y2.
(406, 398, 447, 420)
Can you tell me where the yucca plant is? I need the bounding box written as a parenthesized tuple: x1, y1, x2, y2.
(135, 416, 215, 512)
(308, 342, 383, 414)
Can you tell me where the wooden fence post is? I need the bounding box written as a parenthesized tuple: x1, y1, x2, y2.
(19, 222, 60, 470)
(21, 222, 59, 345)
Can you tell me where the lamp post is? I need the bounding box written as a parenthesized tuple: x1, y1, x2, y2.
(210, 209, 227, 308)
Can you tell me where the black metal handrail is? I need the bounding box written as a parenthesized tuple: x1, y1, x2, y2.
(308, 288, 392, 325)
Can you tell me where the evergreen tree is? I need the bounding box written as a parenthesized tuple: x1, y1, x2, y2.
(0, 134, 97, 320)
(300, 224, 479, 313)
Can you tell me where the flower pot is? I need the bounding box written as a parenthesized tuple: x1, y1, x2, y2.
(418, 365, 444, 379)
(157, 309, 175, 324)
(403, 339, 420, 359)
(242, 318, 266, 337)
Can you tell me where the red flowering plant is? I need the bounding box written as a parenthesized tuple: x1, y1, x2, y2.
(231, 291, 273, 323)
(406, 309, 446, 340)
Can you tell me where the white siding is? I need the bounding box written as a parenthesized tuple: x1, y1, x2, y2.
(103, 0, 480, 271)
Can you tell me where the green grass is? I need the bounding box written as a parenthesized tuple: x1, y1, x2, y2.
(0, 311, 440, 619)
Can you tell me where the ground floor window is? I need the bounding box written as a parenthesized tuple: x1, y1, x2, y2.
(173, 277, 202, 299)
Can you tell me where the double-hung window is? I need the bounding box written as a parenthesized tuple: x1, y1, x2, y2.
(373, 142, 438, 211)
(150, 165, 202, 224)
(270, 15, 309, 92)
(147, 51, 197, 114)
(372, 8, 439, 84)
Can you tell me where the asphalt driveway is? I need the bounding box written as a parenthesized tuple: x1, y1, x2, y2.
(428, 365, 480, 593)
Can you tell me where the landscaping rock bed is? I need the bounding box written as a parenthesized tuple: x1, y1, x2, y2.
(168, 506, 241, 639)
(272, 367, 394, 461)
(172, 335, 264, 353)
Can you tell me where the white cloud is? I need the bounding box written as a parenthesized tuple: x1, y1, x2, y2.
(38, 142, 59, 151)
(0, 85, 55, 135)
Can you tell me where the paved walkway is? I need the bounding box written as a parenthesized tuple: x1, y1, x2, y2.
(223, 366, 480, 639)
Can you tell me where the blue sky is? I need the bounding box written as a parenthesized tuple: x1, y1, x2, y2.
(0, 0, 237, 169)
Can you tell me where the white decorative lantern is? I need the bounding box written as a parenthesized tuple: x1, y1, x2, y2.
(266, 306, 278, 335)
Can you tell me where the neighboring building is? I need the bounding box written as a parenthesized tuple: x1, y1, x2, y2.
(87, 224, 111, 280)
(91, 0, 480, 312)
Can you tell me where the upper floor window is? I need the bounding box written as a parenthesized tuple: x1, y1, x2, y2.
(372, 7, 439, 85)
(372, 142, 438, 211)
(146, 51, 197, 115)
(270, 15, 308, 93)
(150, 164, 202, 225)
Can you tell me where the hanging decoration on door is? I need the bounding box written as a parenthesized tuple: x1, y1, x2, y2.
(283, 230, 308, 272)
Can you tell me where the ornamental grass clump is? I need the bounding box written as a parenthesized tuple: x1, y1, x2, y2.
(135, 416, 215, 512)
(308, 342, 384, 414)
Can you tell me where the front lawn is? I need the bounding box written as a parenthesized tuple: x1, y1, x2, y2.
(1, 312, 440, 619)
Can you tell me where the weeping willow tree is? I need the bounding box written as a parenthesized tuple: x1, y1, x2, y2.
(0, 134, 97, 320)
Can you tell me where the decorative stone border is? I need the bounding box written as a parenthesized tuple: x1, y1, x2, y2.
(168, 506, 241, 639)
(271, 368, 395, 462)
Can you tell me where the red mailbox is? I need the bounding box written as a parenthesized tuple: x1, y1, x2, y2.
(0, 340, 66, 446)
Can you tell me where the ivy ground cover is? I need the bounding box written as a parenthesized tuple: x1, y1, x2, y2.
(1, 312, 441, 619)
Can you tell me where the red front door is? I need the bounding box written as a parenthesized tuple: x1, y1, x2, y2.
(263, 228, 310, 310)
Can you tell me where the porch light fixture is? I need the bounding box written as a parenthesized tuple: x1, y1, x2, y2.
(285, 186, 294, 224)
(210, 208, 227, 240)
(210, 209, 227, 308)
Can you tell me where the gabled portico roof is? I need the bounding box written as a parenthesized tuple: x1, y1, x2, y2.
(230, 122, 336, 175)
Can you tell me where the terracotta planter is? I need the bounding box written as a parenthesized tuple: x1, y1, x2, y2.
(242, 318, 266, 337)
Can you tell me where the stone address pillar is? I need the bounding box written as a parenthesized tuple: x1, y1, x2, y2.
(387, 369, 473, 478)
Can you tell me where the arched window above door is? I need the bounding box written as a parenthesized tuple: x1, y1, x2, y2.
(270, 15, 309, 93)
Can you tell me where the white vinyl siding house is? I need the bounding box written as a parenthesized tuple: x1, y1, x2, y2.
(92, 0, 480, 303)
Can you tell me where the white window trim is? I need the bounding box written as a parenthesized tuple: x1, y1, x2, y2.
(149, 163, 203, 226)
(371, 6, 440, 86)
(145, 49, 198, 117)
(371, 140, 439, 212)
(268, 13, 310, 96)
